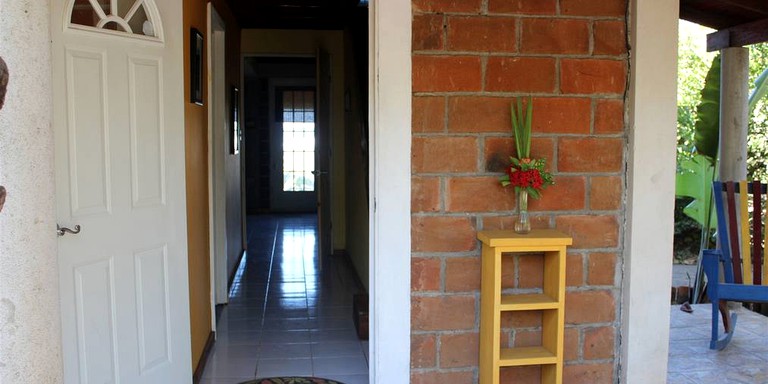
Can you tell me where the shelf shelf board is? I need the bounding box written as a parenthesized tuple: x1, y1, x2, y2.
(499, 346, 558, 367)
(500, 293, 559, 311)
(478, 229, 573, 247)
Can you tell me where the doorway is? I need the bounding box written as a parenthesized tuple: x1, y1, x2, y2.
(270, 85, 318, 212)
(242, 57, 319, 215)
(201, 3, 373, 381)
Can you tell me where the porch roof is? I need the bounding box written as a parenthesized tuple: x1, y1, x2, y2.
(680, 0, 768, 51)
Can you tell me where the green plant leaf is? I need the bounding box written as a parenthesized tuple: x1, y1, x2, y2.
(510, 97, 532, 159)
(524, 97, 533, 157)
(748, 66, 768, 115)
(675, 153, 716, 229)
(694, 54, 721, 161)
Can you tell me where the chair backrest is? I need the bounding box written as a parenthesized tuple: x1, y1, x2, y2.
(712, 181, 768, 286)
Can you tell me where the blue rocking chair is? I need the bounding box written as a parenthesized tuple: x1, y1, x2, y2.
(702, 181, 768, 350)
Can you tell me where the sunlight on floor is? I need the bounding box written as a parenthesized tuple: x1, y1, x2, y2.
(200, 215, 369, 384)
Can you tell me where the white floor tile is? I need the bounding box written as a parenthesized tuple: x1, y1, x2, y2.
(259, 342, 313, 359)
(310, 341, 365, 357)
(312, 355, 369, 376)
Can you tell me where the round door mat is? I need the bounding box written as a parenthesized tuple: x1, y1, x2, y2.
(241, 378, 344, 384)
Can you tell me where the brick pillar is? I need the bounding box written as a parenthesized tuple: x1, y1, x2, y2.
(0, 1, 64, 383)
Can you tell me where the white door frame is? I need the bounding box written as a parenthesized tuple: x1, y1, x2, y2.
(207, 3, 228, 314)
(369, 0, 411, 382)
(621, 0, 678, 382)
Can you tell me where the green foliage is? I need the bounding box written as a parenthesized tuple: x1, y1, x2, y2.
(676, 154, 716, 229)
(510, 97, 533, 159)
(677, 27, 715, 166)
(747, 44, 768, 182)
(693, 55, 721, 160)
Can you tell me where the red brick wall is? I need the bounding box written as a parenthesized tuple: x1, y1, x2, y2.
(411, 1, 628, 382)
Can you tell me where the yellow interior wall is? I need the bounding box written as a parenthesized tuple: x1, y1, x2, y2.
(184, 0, 242, 371)
(183, 0, 211, 369)
(241, 29, 347, 251)
(343, 30, 369, 291)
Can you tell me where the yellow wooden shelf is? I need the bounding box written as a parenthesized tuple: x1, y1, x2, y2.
(478, 230, 571, 384)
(499, 346, 558, 367)
(500, 293, 559, 311)
(478, 229, 572, 248)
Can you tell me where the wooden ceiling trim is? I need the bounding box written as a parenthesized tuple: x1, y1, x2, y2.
(707, 17, 768, 51)
(680, 6, 738, 30)
(714, 0, 768, 16)
(680, 0, 768, 30)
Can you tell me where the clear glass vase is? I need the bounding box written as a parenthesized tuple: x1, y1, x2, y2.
(515, 189, 531, 234)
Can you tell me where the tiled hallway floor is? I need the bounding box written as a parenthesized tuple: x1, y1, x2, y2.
(200, 215, 369, 384)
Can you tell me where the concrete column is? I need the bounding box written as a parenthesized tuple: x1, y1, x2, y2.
(0, 1, 64, 384)
(719, 47, 750, 182)
(622, 0, 678, 382)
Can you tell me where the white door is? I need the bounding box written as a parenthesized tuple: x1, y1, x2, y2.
(52, 1, 192, 383)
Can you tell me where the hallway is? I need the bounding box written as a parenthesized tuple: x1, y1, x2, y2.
(201, 215, 369, 384)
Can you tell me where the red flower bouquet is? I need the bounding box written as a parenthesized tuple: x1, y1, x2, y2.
(499, 98, 554, 198)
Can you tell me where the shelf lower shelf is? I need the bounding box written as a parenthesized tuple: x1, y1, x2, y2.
(499, 346, 558, 367)
(500, 293, 559, 311)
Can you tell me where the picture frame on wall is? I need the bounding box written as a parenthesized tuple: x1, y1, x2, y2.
(230, 86, 241, 155)
(190, 28, 203, 105)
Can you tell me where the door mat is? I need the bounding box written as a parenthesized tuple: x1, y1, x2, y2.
(241, 378, 344, 384)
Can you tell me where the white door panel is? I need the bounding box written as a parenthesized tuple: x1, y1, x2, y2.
(53, 1, 192, 383)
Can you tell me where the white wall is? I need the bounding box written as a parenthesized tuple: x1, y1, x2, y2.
(0, 2, 64, 383)
(622, 0, 679, 382)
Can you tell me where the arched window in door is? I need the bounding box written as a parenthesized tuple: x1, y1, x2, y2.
(66, 0, 164, 41)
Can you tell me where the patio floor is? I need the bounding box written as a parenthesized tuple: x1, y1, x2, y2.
(668, 303, 768, 383)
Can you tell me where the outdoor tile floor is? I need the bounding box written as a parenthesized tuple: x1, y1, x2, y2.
(668, 303, 768, 383)
(200, 215, 369, 384)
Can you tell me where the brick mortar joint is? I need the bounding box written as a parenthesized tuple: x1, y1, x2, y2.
(413, 92, 626, 98)
(412, 10, 625, 22)
(412, 50, 629, 60)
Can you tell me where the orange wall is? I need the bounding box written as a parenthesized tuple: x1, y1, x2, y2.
(183, 0, 241, 370)
(183, 0, 210, 369)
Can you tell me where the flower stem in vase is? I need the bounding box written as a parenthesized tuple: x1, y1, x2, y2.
(515, 189, 531, 234)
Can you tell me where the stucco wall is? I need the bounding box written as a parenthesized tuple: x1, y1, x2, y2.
(410, 1, 629, 382)
(0, 2, 63, 383)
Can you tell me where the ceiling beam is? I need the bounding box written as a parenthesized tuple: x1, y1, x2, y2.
(713, 0, 768, 16)
(679, 6, 736, 30)
(707, 17, 768, 51)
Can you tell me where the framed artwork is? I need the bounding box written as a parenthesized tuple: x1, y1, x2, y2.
(230, 86, 241, 155)
(190, 28, 203, 105)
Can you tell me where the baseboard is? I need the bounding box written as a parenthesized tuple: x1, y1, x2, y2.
(228, 249, 246, 289)
(193, 331, 216, 384)
(333, 249, 366, 292)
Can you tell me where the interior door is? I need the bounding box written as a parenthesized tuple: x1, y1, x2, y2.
(316, 49, 333, 258)
(269, 80, 318, 212)
(52, 1, 192, 383)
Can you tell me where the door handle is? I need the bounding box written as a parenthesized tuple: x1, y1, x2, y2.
(57, 224, 82, 237)
(311, 170, 328, 176)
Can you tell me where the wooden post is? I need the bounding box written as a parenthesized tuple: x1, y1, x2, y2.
(719, 47, 749, 182)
